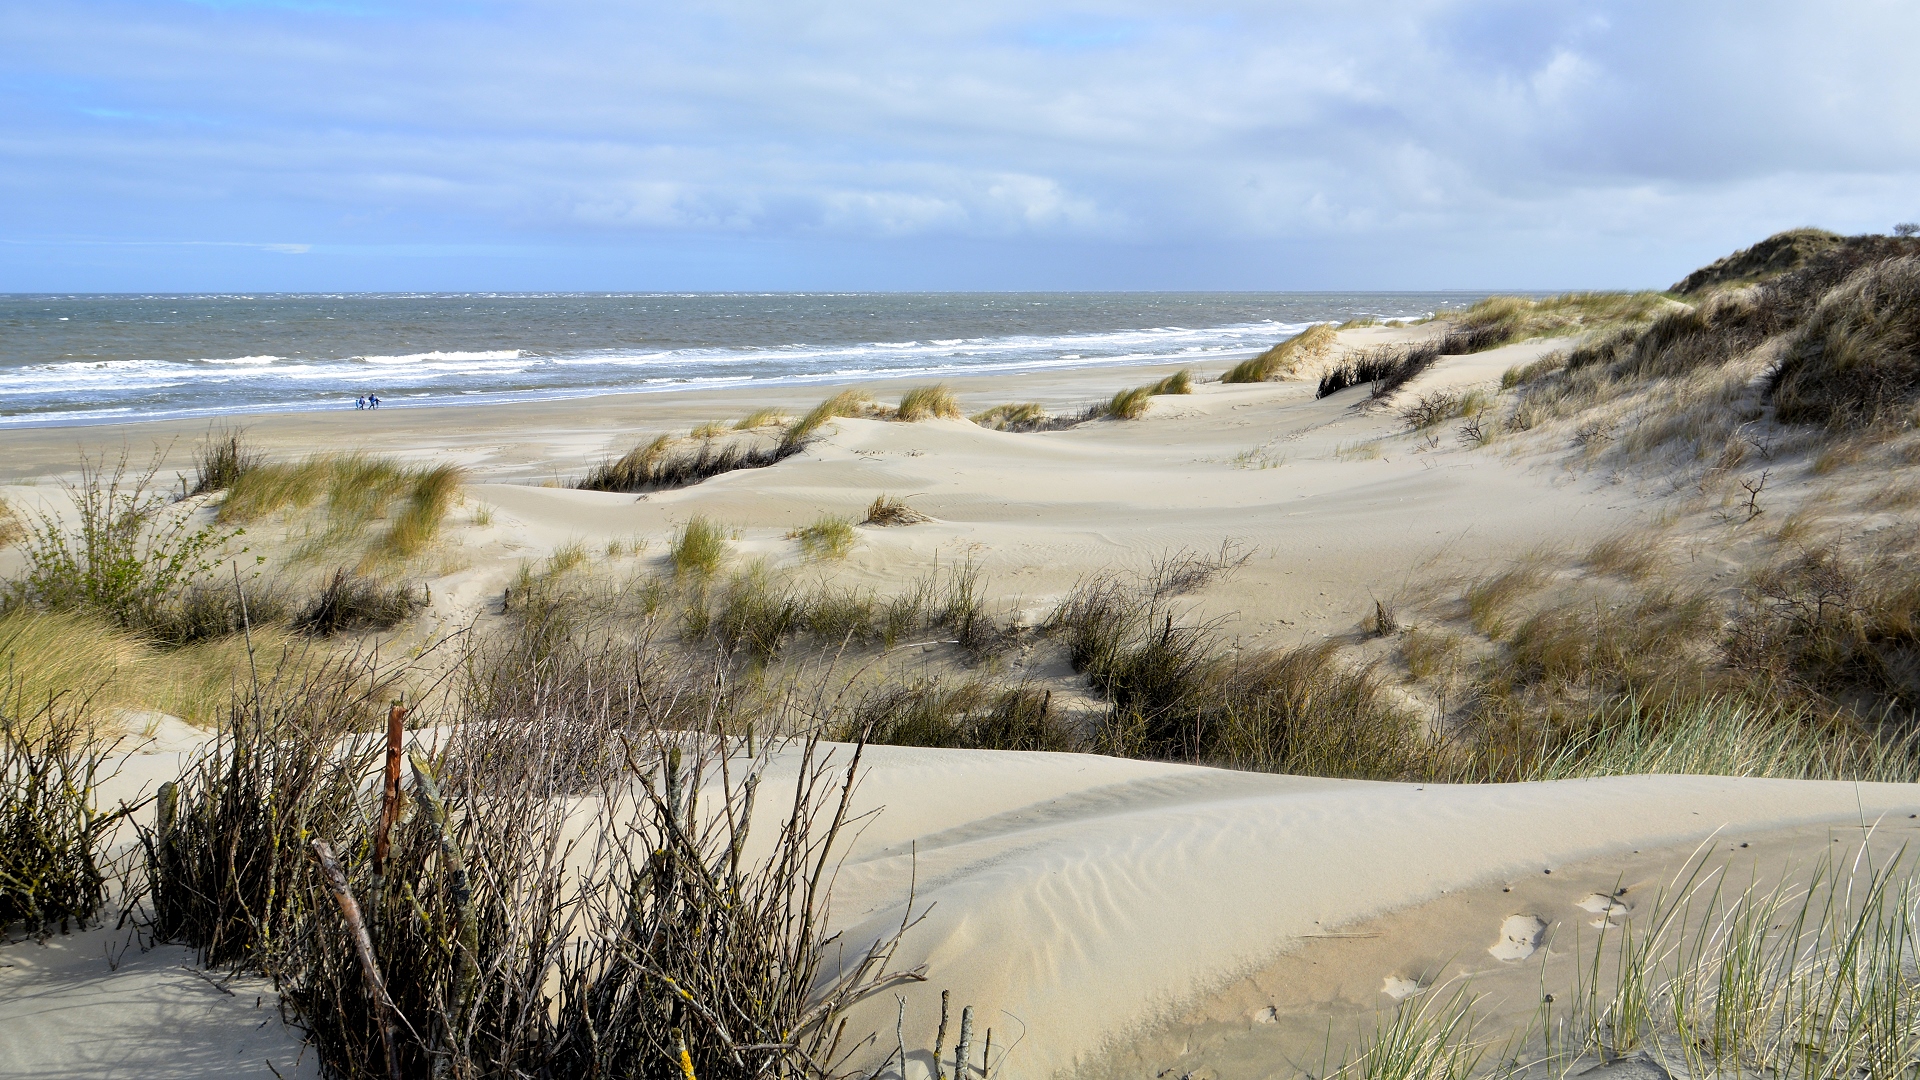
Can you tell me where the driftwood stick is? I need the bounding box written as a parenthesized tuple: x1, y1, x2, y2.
(932, 990, 950, 1080)
(954, 1006, 973, 1080)
(311, 839, 402, 1080)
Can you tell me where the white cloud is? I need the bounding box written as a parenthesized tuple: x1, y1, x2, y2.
(3, 0, 1919, 286)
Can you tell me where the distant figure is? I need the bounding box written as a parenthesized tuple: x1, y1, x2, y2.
(355, 396, 366, 410)
(369, 394, 381, 409)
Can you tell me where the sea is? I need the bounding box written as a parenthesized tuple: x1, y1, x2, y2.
(0, 292, 1485, 427)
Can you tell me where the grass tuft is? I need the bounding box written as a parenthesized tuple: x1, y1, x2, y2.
(290, 569, 425, 636)
(1222, 324, 1337, 383)
(895, 384, 962, 421)
(188, 427, 264, 497)
(863, 494, 929, 526)
(788, 516, 855, 560)
(1, 687, 130, 937)
(669, 516, 729, 579)
(1104, 385, 1154, 420)
(1147, 369, 1193, 395)
(971, 402, 1051, 431)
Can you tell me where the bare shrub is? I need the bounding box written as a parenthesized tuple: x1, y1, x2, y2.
(1, 688, 132, 937)
(292, 569, 425, 636)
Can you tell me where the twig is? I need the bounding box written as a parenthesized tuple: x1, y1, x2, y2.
(310, 839, 402, 1080)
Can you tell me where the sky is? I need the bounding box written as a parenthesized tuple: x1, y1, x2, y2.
(2, 1, 1917, 292)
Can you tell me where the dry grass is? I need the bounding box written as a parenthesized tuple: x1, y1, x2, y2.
(187, 427, 264, 496)
(1583, 532, 1663, 581)
(1463, 563, 1551, 638)
(895, 384, 962, 421)
(1221, 324, 1337, 383)
(1455, 292, 1677, 344)
(863, 494, 928, 526)
(688, 419, 730, 439)
(0, 497, 22, 549)
(1771, 255, 1920, 428)
(971, 402, 1050, 431)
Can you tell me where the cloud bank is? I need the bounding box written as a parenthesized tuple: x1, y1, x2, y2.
(2, 1, 1917, 289)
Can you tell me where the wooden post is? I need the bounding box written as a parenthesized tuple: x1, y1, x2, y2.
(373, 702, 406, 883)
(311, 839, 402, 1080)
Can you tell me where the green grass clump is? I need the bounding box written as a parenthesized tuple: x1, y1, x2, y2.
(1104, 385, 1154, 420)
(1222, 324, 1338, 383)
(895, 384, 962, 421)
(734, 407, 789, 430)
(216, 452, 464, 566)
(1147, 369, 1192, 395)
(670, 516, 730, 579)
(971, 402, 1051, 431)
(781, 389, 878, 452)
(788, 516, 855, 560)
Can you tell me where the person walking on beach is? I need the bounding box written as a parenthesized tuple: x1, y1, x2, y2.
(369, 394, 381, 409)
(356, 395, 366, 410)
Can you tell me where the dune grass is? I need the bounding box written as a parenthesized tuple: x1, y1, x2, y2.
(669, 516, 730, 579)
(1455, 292, 1675, 344)
(217, 453, 465, 565)
(895, 384, 962, 421)
(863, 494, 929, 526)
(187, 427, 265, 497)
(1147, 369, 1193, 395)
(0, 497, 22, 549)
(782, 389, 879, 451)
(971, 402, 1050, 431)
(788, 515, 855, 560)
(1104, 385, 1154, 420)
(734, 407, 789, 430)
(1770, 255, 1920, 428)
(1223, 323, 1338, 383)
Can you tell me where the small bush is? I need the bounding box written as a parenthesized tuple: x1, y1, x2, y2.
(291, 569, 425, 636)
(789, 515, 855, 560)
(1399, 390, 1461, 430)
(1148, 369, 1192, 395)
(189, 427, 264, 497)
(1104, 385, 1154, 420)
(863, 494, 929, 526)
(11, 453, 240, 633)
(1222, 324, 1337, 383)
(895, 384, 962, 421)
(670, 516, 729, 579)
(971, 402, 1051, 431)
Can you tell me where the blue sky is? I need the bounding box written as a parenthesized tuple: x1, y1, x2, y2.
(2, 1, 1916, 291)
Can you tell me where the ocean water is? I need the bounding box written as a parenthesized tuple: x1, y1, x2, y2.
(0, 292, 1481, 427)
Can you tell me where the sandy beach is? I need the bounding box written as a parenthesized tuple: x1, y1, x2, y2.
(5, 291, 1919, 1079)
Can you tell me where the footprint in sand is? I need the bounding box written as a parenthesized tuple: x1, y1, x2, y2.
(1576, 893, 1633, 928)
(1489, 914, 1547, 961)
(1381, 975, 1424, 1001)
